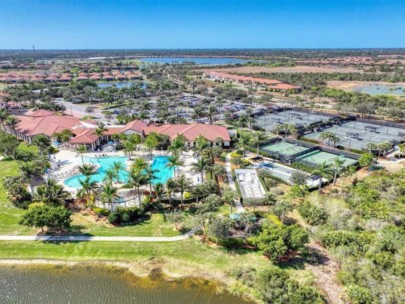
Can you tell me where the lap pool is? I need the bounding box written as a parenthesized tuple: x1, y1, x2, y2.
(64, 156, 173, 188)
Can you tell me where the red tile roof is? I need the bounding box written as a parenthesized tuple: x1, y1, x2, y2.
(69, 128, 98, 144)
(144, 124, 230, 142)
(122, 120, 148, 133)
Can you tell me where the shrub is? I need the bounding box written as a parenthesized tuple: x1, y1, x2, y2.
(108, 212, 120, 224)
(345, 285, 374, 304)
(92, 207, 111, 217)
(298, 201, 328, 225)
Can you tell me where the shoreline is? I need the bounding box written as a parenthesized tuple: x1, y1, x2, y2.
(0, 258, 259, 304)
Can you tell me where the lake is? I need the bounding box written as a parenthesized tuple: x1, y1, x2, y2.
(354, 84, 405, 96)
(140, 57, 251, 65)
(97, 81, 147, 89)
(0, 264, 252, 304)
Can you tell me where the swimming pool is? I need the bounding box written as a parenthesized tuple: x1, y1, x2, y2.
(64, 156, 174, 188)
(150, 156, 174, 184)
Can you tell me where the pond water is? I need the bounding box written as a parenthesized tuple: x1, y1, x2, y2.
(140, 57, 251, 65)
(0, 265, 252, 304)
(97, 81, 147, 89)
(354, 84, 405, 96)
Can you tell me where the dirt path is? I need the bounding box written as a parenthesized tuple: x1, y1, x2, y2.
(306, 241, 346, 304)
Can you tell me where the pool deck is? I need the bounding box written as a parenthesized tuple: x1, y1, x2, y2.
(50, 149, 201, 195)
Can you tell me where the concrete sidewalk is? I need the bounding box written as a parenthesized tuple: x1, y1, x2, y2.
(0, 228, 198, 242)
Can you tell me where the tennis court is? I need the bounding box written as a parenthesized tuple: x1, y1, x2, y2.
(296, 150, 358, 168)
(304, 121, 405, 151)
(256, 110, 335, 132)
(261, 141, 311, 156)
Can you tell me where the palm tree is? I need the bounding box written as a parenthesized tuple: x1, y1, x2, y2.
(75, 145, 87, 166)
(153, 182, 165, 203)
(5, 115, 19, 136)
(112, 161, 124, 183)
(236, 134, 250, 158)
(19, 161, 42, 195)
(166, 154, 184, 178)
(128, 170, 149, 206)
(77, 176, 98, 207)
(263, 192, 277, 212)
(312, 161, 334, 192)
(0, 108, 9, 130)
(194, 135, 209, 158)
(191, 158, 209, 183)
(332, 158, 345, 185)
(104, 168, 117, 184)
(207, 104, 218, 124)
(100, 182, 119, 211)
(34, 179, 70, 206)
(165, 178, 177, 207)
(251, 131, 267, 155)
(131, 157, 148, 172)
(176, 174, 191, 207)
(78, 164, 97, 176)
(145, 167, 158, 195)
(93, 123, 107, 145)
(168, 134, 186, 156)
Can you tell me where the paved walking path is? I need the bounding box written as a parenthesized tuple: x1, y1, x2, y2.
(225, 154, 245, 213)
(0, 228, 198, 243)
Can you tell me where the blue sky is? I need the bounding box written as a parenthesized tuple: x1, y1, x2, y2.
(0, 0, 404, 49)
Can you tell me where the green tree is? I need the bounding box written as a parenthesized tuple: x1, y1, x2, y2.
(78, 164, 97, 176)
(312, 161, 334, 192)
(34, 179, 70, 206)
(165, 210, 183, 230)
(175, 174, 191, 207)
(166, 154, 184, 178)
(19, 204, 72, 232)
(251, 131, 267, 155)
(235, 134, 250, 157)
(191, 157, 209, 183)
(77, 176, 98, 207)
(0, 131, 19, 158)
(332, 157, 345, 185)
(75, 145, 87, 166)
(128, 170, 148, 206)
(32, 135, 52, 157)
(112, 161, 125, 183)
(207, 217, 231, 244)
(251, 222, 309, 261)
(100, 182, 119, 211)
(358, 152, 375, 169)
(19, 161, 44, 195)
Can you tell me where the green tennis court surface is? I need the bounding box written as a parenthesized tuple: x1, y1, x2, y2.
(261, 141, 310, 156)
(296, 150, 357, 167)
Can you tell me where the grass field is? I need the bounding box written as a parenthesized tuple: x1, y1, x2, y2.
(0, 142, 39, 235)
(72, 213, 180, 237)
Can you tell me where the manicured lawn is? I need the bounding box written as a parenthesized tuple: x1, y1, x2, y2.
(0, 159, 35, 235)
(0, 238, 270, 272)
(72, 213, 180, 237)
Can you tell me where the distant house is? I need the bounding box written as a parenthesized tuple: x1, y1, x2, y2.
(144, 123, 231, 147)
